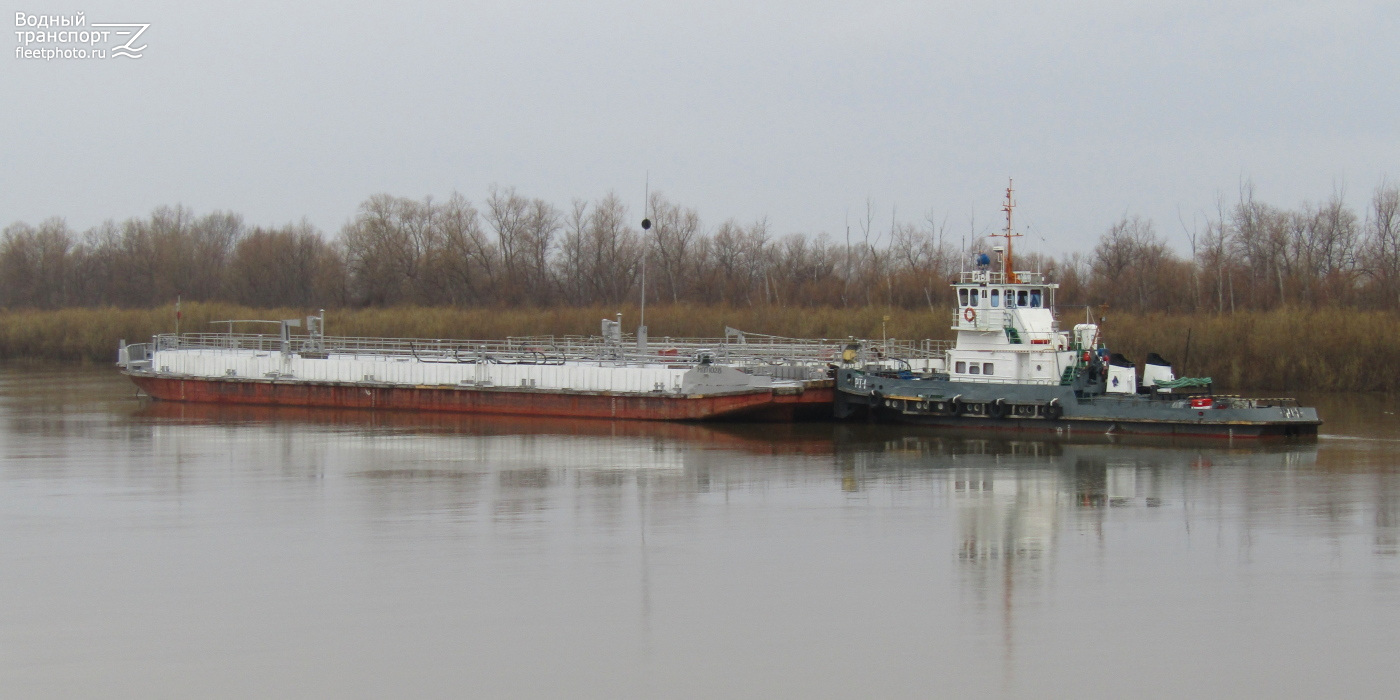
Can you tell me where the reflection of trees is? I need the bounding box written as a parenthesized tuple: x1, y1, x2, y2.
(1377, 471, 1399, 556)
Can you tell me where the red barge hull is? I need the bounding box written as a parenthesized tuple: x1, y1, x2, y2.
(126, 373, 835, 422)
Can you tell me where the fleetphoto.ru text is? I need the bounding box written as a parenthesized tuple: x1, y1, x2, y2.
(14, 11, 149, 60)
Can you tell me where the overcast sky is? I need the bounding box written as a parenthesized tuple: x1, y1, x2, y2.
(3, 1, 1397, 254)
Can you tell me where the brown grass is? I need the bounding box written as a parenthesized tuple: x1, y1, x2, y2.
(4, 303, 1395, 392)
(1107, 308, 1400, 393)
(0, 303, 952, 363)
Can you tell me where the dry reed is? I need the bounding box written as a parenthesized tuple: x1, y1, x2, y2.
(0, 303, 951, 362)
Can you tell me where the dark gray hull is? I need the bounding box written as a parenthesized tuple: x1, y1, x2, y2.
(835, 370, 1320, 439)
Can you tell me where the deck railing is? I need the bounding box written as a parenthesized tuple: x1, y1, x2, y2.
(957, 270, 1047, 285)
(145, 331, 952, 368)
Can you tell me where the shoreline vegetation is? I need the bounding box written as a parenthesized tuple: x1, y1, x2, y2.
(5, 179, 1400, 392)
(2, 303, 1397, 393)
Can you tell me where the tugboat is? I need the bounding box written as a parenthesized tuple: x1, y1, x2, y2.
(834, 183, 1320, 438)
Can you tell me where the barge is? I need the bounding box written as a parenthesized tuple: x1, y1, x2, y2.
(117, 317, 871, 422)
(834, 183, 1321, 438)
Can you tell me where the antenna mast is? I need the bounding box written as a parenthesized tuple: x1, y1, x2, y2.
(994, 178, 1023, 283)
(640, 172, 651, 332)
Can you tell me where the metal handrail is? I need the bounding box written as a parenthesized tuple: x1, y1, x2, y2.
(957, 270, 1048, 284)
(149, 331, 951, 366)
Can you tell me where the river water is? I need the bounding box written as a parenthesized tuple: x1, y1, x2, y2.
(1, 366, 1397, 698)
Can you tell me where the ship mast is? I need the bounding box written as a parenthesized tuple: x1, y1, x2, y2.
(995, 179, 1022, 283)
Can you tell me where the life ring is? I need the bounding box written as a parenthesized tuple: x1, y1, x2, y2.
(963, 307, 976, 323)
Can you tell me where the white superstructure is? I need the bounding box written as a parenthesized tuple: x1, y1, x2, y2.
(946, 263, 1085, 387)
(934, 182, 1167, 394)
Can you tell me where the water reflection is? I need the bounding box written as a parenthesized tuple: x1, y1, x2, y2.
(8, 378, 1387, 563)
(46, 394, 1393, 573)
(2, 367, 1398, 697)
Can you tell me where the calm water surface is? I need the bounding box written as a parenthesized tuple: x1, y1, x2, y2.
(1, 366, 1398, 698)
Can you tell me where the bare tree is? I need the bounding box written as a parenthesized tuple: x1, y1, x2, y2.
(1091, 216, 1178, 311)
(555, 199, 591, 304)
(436, 193, 497, 305)
(0, 218, 74, 308)
(648, 192, 701, 303)
(229, 221, 343, 308)
(553, 193, 640, 305)
(1367, 180, 1400, 308)
(521, 197, 561, 304)
(341, 194, 442, 305)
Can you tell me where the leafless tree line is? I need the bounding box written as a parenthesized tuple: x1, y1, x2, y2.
(1061, 180, 1400, 312)
(2, 180, 1398, 313)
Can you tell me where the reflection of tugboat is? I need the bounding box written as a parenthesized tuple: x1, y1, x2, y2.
(835, 182, 1321, 438)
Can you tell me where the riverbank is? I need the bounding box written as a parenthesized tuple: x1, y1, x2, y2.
(2, 304, 1396, 392)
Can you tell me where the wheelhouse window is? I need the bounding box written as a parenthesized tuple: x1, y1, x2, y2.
(983, 362, 994, 375)
(970, 290, 979, 307)
(968, 364, 980, 375)
(955, 361, 966, 373)
(991, 289, 1000, 307)
(1005, 289, 1016, 308)
(1017, 290, 1028, 306)
(959, 288, 968, 306)
(1029, 289, 1042, 307)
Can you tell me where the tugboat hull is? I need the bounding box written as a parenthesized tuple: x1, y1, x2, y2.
(835, 372, 1319, 439)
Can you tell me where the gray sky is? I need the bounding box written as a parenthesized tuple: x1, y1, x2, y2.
(4, 1, 1397, 254)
